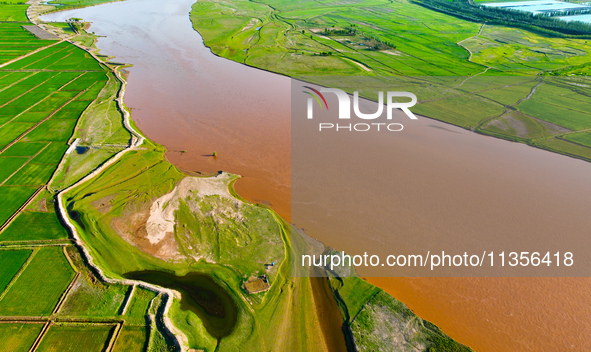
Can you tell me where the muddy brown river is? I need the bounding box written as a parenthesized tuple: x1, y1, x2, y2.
(42, 1, 591, 351)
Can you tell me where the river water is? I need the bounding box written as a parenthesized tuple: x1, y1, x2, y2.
(42, 1, 591, 351)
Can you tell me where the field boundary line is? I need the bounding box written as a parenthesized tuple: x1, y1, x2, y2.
(61, 244, 77, 269)
(0, 142, 50, 187)
(0, 316, 123, 323)
(0, 40, 65, 69)
(0, 72, 58, 112)
(105, 321, 124, 352)
(28, 320, 51, 352)
(0, 75, 91, 154)
(0, 185, 45, 233)
(0, 72, 36, 94)
(0, 239, 73, 245)
(0, 320, 45, 324)
(0, 247, 38, 300)
(119, 284, 135, 315)
(0, 243, 72, 249)
(51, 272, 79, 315)
(8, 45, 70, 72)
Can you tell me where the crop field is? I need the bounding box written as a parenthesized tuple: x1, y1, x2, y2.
(14, 112, 52, 123)
(0, 157, 28, 182)
(0, 210, 68, 241)
(517, 83, 591, 130)
(0, 246, 75, 315)
(476, 82, 537, 106)
(0, 186, 38, 226)
(113, 326, 148, 352)
(3, 42, 104, 71)
(35, 324, 114, 352)
(0, 23, 53, 50)
(564, 132, 591, 147)
(59, 280, 128, 317)
(23, 119, 78, 142)
(4, 163, 57, 186)
(0, 323, 44, 352)
(533, 136, 591, 160)
(0, 249, 32, 293)
(31, 143, 67, 163)
(0, 5, 28, 22)
(191, 0, 485, 76)
(124, 287, 158, 325)
(0, 122, 33, 146)
(1, 142, 48, 156)
(414, 93, 505, 128)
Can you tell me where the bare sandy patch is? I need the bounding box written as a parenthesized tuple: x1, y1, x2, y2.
(92, 194, 114, 214)
(241, 18, 259, 32)
(111, 173, 240, 262)
(345, 58, 371, 72)
(383, 50, 403, 56)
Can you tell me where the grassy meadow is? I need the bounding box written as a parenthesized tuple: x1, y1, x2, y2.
(191, 0, 591, 162)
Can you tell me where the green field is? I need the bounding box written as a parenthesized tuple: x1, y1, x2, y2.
(0, 186, 38, 226)
(0, 157, 28, 182)
(1, 142, 48, 156)
(0, 5, 28, 22)
(124, 287, 158, 325)
(0, 249, 32, 293)
(113, 326, 148, 352)
(0, 246, 75, 315)
(31, 143, 69, 163)
(0, 211, 68, 241)
(35, 324, 114, 352)
(0, 323, 44, 352)
(0, 122, 33, 145)
(4, 163, 57, 186)
(23, 119, 79, 142)
(564, 132, 591, 147)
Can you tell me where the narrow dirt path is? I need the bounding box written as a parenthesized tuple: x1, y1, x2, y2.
(456, 23, 492, 88)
